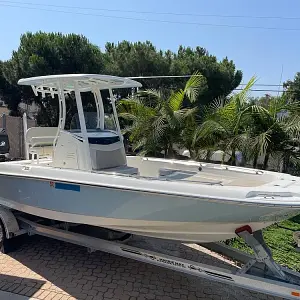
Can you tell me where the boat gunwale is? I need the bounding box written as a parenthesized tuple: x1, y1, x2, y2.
(1, 160, 300, 208)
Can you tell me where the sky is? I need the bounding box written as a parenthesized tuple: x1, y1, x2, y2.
(0, 0, 300, 96)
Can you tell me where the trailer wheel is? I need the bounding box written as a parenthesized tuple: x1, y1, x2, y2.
(0, 220, 7, 253)
(0, 220, 23, 254)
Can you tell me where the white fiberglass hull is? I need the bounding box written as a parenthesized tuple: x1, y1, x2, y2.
(0, 197, 276, 242)
(0, 157, 300, 243)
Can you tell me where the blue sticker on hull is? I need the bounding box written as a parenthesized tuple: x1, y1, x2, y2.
(55, 182, 80, 192)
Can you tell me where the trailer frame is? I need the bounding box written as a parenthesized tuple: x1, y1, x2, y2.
(0, 206, 300, 299)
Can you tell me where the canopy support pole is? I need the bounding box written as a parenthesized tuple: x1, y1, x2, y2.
(93, 89, 105, 130)
(22, 113, 29, 160)
(53, 80, 67, 156)
(74, 81, 92, 171)
(109, 89, 122, 141)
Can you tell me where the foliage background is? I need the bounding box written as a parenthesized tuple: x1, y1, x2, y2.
(0, 31, 242, 124)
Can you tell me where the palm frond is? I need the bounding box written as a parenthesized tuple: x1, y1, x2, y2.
(121, 124, 134, 135)
(230, 76, 257, 108)
(118, 98, 157, 120)
(268, 96, 286, 118)
(235, 104, 270, 133)
(132, 138, 147, 152)
(117, 98, 144, 114)
(289, 155, 300, 168)
(252, 131, 271, 156)
(169, 89, 185, 111)
(226, 133, 249, 152)
(281, 115, 300, 139)
(152, 116, 167, 142)
(203, 96, 226, 117)
(285, 101, 300, 114)
(173, 107, 198, 123)
(183, 71, 205, 103)
(197, 119, 228, 141)
(118, 112, 137, 121)
(267, 97, 300, 119)
(244, 104, 270, 115)
(136, 89, 162, 102)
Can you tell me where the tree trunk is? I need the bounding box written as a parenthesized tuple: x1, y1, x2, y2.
(253, 153, 258, 169)
(167, 144, 174, 158)
(205, 150, 211, 162)
(230, 150, 236, 166)
(263, 152, 270, 170)
(164, 145, 168, 158)
(282, 154, 290, 173)
(188, 147, 193, 160)
(221, 151, 226, 164)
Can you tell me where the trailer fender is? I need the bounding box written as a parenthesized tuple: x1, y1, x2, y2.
(0, 206, 19, 239)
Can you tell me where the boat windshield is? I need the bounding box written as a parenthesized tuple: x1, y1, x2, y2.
(68, 90, 118, 132)
(69, 112, 117, 132)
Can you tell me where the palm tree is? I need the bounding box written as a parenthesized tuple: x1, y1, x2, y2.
(245, 95, 300, 170)
(193, 78, 300, 170)
(193, 76, 258, 165)
(117, 72, 205, 157)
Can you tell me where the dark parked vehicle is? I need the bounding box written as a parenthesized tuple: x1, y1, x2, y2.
(0, 128, 10, 161)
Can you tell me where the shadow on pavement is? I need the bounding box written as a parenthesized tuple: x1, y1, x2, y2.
(0, 273, 45, 297)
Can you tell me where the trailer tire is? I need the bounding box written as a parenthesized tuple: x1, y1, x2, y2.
(0, 220, 5, 253)
(0, 220, 23, 254)
(0, 220, 12, 254)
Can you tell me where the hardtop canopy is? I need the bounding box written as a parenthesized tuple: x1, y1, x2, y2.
(18, 74, 140, 169)
(18, 74, 142, 96)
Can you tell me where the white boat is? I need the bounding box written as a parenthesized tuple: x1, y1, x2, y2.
(0, 74, 300, 243)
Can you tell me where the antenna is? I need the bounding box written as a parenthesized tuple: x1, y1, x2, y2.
(277, 65, 284, 98)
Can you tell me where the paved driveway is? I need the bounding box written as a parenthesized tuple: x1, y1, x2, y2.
(0, 235, 281, 300)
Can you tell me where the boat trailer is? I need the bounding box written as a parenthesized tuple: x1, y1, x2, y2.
(0, 206, 300, 299)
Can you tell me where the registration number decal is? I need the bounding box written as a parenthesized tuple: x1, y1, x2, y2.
(49, 181, 80, 192)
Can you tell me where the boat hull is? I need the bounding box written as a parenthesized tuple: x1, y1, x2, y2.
(0, 173, 297, 242)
